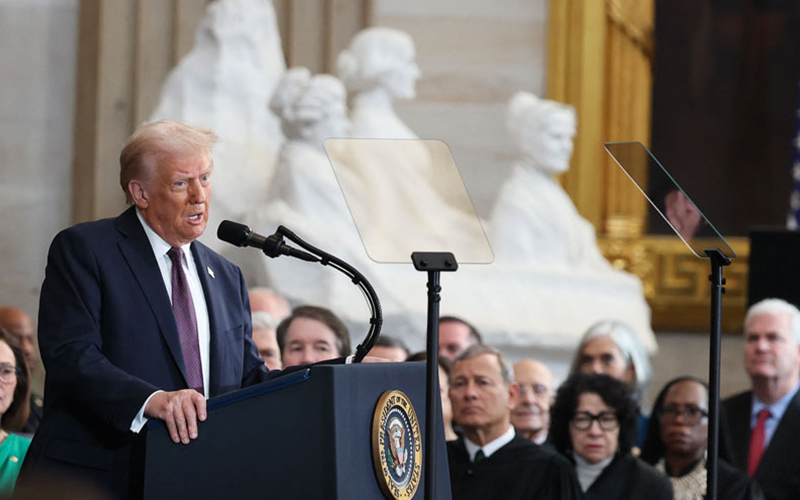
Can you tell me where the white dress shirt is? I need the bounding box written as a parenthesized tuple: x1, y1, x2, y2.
(463, 425, 516, 462)
(130, 211, 212, 432)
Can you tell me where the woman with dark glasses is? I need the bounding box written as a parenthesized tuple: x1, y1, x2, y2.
(641, 377, 763, 500)
(550, 373, 672, 499)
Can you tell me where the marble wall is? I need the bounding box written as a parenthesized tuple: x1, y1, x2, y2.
(0, 0, 78, 323)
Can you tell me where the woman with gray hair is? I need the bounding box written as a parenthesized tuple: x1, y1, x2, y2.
(570, 320, 653, 447)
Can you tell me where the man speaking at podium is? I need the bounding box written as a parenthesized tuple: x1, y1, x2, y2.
(18, 121, 294, 499)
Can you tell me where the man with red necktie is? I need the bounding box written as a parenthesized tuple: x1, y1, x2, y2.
(723, 298, 800, 500)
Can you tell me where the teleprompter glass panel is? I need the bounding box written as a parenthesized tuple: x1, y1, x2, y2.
(325, 138, 493, 264)
(604, 141, 736, 259)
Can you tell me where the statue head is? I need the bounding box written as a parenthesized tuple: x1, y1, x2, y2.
(337, 27, 420, 100)
(269, 67, 350, 144)
(507, 92, 577, 175)
(197, 0, 279, 54)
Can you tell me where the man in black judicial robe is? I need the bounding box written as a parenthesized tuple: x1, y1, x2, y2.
(447, 345, 581, 500)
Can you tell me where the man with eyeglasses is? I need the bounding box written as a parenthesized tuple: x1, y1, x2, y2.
(510, 359, 554, 445)
(447, 344, 581, 500)
(722, 298, 800, 500)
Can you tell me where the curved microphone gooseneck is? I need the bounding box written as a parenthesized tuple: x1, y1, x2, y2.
(217, 220, 382, 363)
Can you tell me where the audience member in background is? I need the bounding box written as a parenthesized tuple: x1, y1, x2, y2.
(722, 298, 800, 500)
(438, 316, 482, 363)
(550, 373, 672, 500)
(407, 352, 458, 441)
(447, 345, 581, 500)
(0, 327, 31, 497)
(0, 307, 42, 436)
(251, 311, 282, 370)
(642, 377, 763, 500)
(276, 306, 351, 367)
(248, 287, 291, 321)
(369, 335, 409, 362)
(511, 359, 555, 445)
(570, 320, 652, 447)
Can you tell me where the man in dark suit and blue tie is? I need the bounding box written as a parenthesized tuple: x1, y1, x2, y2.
(18, 121, 281, 499)
(723, 298, 800, 500)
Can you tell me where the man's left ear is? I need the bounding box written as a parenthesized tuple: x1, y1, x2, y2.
(508, 382, 520, 410)
(128, 180, 148, 209)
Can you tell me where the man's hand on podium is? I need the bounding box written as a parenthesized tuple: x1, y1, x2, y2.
(145, 389, 207, 444)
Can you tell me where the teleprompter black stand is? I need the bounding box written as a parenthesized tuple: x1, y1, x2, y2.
(411, 251, 459, 500)
(605, 142, 738, 500)
(705, 249, 731, 500)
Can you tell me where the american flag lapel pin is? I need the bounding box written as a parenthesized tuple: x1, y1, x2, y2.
(207, 266, 215, 279)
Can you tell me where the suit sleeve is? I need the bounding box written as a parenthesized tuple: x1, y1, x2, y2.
(38, 229, 158, 433)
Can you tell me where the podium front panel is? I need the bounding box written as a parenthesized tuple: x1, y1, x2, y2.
(141, 362, 451, 500)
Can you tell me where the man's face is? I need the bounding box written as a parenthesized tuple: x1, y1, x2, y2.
(449, 353, 515, 433)
(439, 321, 475, 362)
(281, 317, 340, 367)
(253, 327, 282, 370)
(131, 152, 213, 248)
(510, 360, 554, 437)
(0, 307, 36, 372)
(368, 345, 407, 362)
(744, 312, 800, 383)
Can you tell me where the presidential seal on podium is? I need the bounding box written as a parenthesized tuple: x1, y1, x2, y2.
(372, 390, 422, 499)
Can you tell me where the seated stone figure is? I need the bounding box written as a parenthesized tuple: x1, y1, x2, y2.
(490, 92, 611, 269)
(242, 68, 426, 319)
(149, 0, 286, 253)
(337, 27, 421, 140)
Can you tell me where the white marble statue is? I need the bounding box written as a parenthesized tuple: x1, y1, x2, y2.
(240, 68, 420, 316)
(490, 92, 611, 269)
(337, 27, 421, 140)
(453, 91, 654, 352)
(148, 0, 286, 253)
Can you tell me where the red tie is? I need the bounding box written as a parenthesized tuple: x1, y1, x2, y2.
(168, 247, 204, 394)
(747, 408, 771, 476)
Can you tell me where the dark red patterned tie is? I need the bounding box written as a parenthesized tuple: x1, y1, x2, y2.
(167, 247, 204, 394)
(747, 408, 771, 476)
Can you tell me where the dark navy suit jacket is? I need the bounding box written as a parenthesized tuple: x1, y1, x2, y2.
(19, 207, 275, 498)
(723, 389, 800, 500)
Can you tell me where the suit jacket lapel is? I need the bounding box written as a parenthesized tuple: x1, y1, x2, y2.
(116, 207, 191, 388)
(758, 388, 800, 474)
(191, 242, 223, 397)
(726, 392, 752, 470)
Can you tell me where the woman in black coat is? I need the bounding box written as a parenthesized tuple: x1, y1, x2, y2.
(640, 377, 764, 500)
(550, 373, 672, 500)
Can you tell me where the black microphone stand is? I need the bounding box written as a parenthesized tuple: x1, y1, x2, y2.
(705, 248, 731, 500)
(270, 225, 384, 363)
(411, 251, 458, 500)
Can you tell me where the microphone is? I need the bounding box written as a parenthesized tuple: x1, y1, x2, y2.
(217, 221, 318, 262)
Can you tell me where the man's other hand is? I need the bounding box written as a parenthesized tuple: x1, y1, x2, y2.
(145, 389, 207, 444)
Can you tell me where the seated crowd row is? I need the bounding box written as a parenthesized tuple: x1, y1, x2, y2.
(0, 292, 796, 499)
(242, 289, 794, 500)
